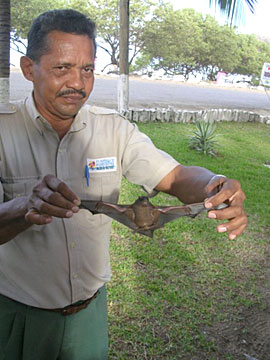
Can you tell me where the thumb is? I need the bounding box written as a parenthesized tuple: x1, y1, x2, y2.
(205, 175, 227, 198)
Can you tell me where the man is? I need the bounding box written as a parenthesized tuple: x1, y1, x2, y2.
(0, 9, 247, 360)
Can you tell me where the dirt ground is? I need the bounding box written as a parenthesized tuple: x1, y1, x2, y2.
(192, 244, 270, 360)
(204, 294, 270, 359)
(203, 306, 270, 360)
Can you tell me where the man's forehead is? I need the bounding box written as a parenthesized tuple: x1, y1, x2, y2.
(40, 31, 95, 61)
(45, 31, 94, 51)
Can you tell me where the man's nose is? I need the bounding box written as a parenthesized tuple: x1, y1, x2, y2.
(66, 69, 84, 90)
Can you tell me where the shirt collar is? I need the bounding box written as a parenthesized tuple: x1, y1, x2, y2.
(25, 93, 87, 135)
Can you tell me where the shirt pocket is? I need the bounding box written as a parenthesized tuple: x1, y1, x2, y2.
(2, 177, 44, 232)
(2, 177, 40, 201)
(100, 173, 121, 203)
(71, 172, 121, 204)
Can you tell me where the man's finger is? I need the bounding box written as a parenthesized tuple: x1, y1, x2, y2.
(44, 175, 81, 205)
(25, 209, 53, 225)
(205, 183, 245, 209)
(33, 186, 80, 212)
(216, 212, 248, 235)
(208, 204, 243, 221)
(205, 176, 227, 195)
(228, 224, 247, 240)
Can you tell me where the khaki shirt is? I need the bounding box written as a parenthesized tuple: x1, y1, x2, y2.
(0, 95, 179, 308)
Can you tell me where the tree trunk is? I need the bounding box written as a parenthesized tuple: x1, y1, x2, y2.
(118, 0, 129, 114)
(0, 0, 15, 113)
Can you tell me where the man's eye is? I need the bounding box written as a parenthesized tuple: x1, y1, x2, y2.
(55, 66, 68, 71)
(84, 67, 94, 74)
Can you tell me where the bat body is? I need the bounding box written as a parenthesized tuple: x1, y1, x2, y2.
(80, 196, 227, 238)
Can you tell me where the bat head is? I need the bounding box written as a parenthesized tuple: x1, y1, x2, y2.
(136, 196, 151, 207)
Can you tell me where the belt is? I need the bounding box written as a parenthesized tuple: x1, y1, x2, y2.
(42, 290, 99, 316)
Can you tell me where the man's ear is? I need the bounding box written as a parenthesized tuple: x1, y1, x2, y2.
(20, 56, 35, 82)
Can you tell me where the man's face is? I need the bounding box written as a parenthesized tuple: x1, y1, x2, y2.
(27, 31, 95, 123)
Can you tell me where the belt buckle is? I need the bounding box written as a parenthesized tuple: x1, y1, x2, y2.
(62, 308, 69, 316)
(62, 306, 73, 316)
(62, 302, 87, 316)
(61, 291, 99, 316)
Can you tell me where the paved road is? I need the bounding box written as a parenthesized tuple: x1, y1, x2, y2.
(10, 71, 270, 114)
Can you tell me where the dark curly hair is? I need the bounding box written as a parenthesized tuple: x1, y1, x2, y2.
(26, 9, 96, 62)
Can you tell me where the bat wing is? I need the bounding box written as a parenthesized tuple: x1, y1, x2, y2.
(135, 228, 155, 238)
(126, 205, 195, 237)
(80, 200, 153, 237)
(156, 202, 228, 227)
(97, 203, 156, 238)
(155, 203, 204, 227)
(95, 202, 139, 231)
(80, 200, 100, 213)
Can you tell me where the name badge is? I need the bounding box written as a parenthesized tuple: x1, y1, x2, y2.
(87, 157, 117, 173)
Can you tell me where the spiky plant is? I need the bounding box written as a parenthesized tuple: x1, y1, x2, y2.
(188, 120, 218, 156)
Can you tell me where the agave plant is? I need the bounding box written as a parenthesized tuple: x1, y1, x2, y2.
(188, 120, 219, 156)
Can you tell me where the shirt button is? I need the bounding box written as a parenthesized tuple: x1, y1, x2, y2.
(73, 273, 78, 279)
(71, 242, 75, 248)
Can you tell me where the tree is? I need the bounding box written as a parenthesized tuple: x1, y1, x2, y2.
(0, 0, 13, 111)
(69, 0, 165, 71)
(209, 0, 257, 26)
(234, 34, 270, 77)
(198, 15, 241, 80)
(140, 8, 241, 80)
(11, 0, 67, 55)
(140, 7, 206, 79)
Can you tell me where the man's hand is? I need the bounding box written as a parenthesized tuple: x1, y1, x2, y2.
(204, 175, 247, 240)
(25, 175, 81, 225)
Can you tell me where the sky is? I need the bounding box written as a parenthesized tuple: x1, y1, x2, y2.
(171, 0, 270, 38)
(10, 0, 270, 69)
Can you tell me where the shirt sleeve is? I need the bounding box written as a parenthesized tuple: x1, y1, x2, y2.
(121, 123, 179, 194)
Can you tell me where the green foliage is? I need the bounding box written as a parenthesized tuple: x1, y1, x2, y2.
(200, 15, 241, 80)
(141, 6, 268, 80)
(11, 0, 67, 39)
(130, 52, 153, 75)
(10, 0, 67, 54)
(250, 75, 260, 86)
(188, 120, 218, 156)
(142, 7, 205, 79)
(10, 0, 167, 70)
(234, 33, 270, 76)
(68, 0, 164, 70)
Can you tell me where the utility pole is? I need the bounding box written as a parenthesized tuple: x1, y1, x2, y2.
(0, 0, 15, 113)
(118, 0, 129, 114)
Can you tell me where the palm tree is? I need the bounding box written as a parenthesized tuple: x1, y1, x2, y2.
(209, 0, 257, 26)
(0, 0, 14, 112)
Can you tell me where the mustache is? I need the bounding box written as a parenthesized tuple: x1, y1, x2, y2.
(57, 89, 87, 98)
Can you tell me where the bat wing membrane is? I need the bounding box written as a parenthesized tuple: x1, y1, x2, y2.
(96, 203, 138, 231)
(157, 205, 194, 226)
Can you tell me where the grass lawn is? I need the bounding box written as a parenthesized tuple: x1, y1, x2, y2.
(107, 122, 270, 359)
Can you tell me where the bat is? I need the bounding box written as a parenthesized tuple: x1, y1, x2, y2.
(80, 196, 227, 238)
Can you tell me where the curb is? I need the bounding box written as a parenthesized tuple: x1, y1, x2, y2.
(123, 108, 270, 125)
